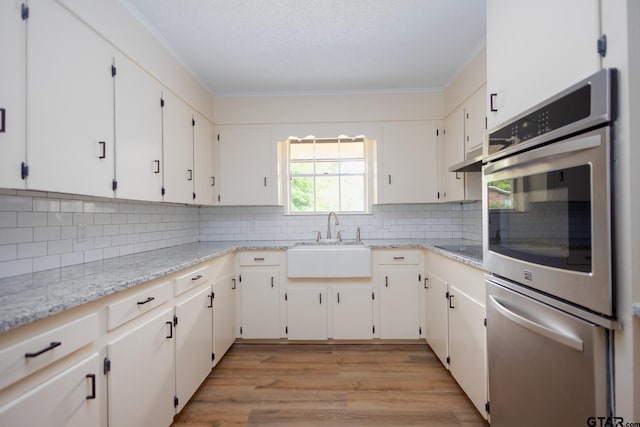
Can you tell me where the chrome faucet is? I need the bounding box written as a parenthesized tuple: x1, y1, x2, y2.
(327, 211, 340, 240)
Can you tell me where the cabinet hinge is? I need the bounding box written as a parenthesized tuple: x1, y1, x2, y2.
(485, 117, 488, 130)
(173, 314, 178, 327)
(597, 34, 607, 57)
(212, 352, 215, 361)
(112, 179, 118, 191)
(160, 98, 165, 108)
(21, 162, 29, 180)
(111, 65, 117, 77)
(212, 292, 215, 300)
(436, 129, 439, 136)
(446, 356, 450, 365)
(418, 274, 421, 282)
(239, 274, 242, 283)
(103, 357, 111, 374)
(485, 401, 490, 414)
(21, 3, 29, 20)
(285, 326, 288, 334)
(240, 326, 243, 335)
(285, 293, 288, 301)
(218, 195, 221, 202)
(437, 191, 440, 200)
(174, 396, 179, 408)
(484, 318, 487, 327)
(161, 186, 166, 196)
(445, 291, 449, 300)
(193, 192, 196, 200)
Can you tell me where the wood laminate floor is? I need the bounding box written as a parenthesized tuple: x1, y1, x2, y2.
(171, 343, 489, 427)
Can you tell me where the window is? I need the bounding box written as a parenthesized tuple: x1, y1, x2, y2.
(285, 136, 371, 214)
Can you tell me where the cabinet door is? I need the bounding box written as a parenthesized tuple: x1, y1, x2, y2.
(424, 273, 448, 367)
(218, 127, 276, 205)
(464, 84, 486, 152)
(0, 353, 100, 427)
(379, 269, 421, 339)
(212, 274, 236, 367)
(107, 307, 175, 427)
(486, 0, 601, 128)
(240, 269, 280, 339)
(193, 113, 218, 205)
(162, 91, 194, 204)
(175, 286, 213, 413)
(439, 107, 465, 202)
(448, 285, 487, 418)
(333, 287, 373, 340)
(0, 0, 26, 190)
(114, 54, 163, 202)
(380, 123, 439, 203)
(286, 287, 328, 340)
(26, 0, 115, 197)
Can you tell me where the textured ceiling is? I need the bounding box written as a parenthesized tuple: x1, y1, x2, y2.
(122, 0, 486, 96)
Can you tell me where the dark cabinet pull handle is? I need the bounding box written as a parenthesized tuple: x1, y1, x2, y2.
(337, 292, 340, 304)
(490, 93, 498, 112)
(270, 276, 274, 288)
(137, 296, 155, 305)
(424, 277, 429, 289)
(319, 293, 322, 304)
(393, 256, 405, 260)
(232, 278, 236, 289)
(153, 160, 160, 174)
(263, 177, 267, 187)
(166, 321, 173, 339)
(385, 276, 388, 287)
(191, 274, 202, 281)
(0, 108, 6, 133)
(449, 294, 455, 309)
(208, 293, 214, 308)
(211, 176, 215, 186)
(25, 341, 61, 358)
(388, 174, 391, 185)
(86, 374, 96, 399)
(187, 169, 193, 181)
(254, 257, 265, 261)
(455, 172, 462, 180)
(98, 141, 106, 159)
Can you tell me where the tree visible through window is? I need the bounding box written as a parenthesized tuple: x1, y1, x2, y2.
(288, 137, 366, 213)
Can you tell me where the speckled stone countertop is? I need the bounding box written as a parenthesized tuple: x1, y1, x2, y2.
(0, 239, 483, 334)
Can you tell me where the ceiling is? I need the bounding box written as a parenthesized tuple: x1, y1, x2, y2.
(122, 0, 486, 97)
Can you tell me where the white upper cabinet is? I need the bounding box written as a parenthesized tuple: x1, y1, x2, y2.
(162, 91, 194, 204)
(193, 113, 218, 206)
(26, 0, 115, 197)
(464, 84, 487, 152)
(0, 1, 26, 190)
(114, 54, 164, 202)
(486, 0, 602, 129)
(379, 123, 439, 204)
(439, 108, 465, 202)
(218, 127, 276, 206)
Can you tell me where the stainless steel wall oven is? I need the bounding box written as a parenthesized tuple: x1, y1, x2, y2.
(483, 69, 618, 426)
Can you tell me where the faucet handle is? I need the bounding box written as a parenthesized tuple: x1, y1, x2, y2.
(356, 227, 362, 243)
(312, 230, 322, 242)
(336, 230, 344, 242)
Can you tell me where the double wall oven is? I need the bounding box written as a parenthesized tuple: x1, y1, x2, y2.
(483, 69, 618, 426)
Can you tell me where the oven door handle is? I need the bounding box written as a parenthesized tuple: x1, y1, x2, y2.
(483, 134, 602, 176)
(488, 295, 584, 352)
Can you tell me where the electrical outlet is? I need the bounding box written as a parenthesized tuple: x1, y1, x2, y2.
(77, 223, 87, 243)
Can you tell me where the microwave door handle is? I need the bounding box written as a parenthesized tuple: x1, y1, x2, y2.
(484, 134, 602, 176)
(488, 295, 584, 352)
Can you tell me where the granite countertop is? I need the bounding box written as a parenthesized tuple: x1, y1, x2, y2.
(0, 239, 483, 334)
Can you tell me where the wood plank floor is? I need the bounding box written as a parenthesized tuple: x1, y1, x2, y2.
(172, 343, 489, 427)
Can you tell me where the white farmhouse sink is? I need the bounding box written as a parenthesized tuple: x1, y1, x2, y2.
(287, 244, 372, 278)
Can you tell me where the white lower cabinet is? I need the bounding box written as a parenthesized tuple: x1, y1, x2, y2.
(106, 307, 176, 427)
(239, 269, 280, 339)
(333, 287, 373, 340)
(447, 285, 487, 418)
(0, 353, 101, 427)
(424, 272, 448, 366)
(378, 269, 421, 339)
(175, 285, 213, 413)
(286, 287, 328, 340)
(212, 274, 236, 367)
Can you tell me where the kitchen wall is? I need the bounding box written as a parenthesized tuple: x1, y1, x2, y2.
(0, 187, 481, 279)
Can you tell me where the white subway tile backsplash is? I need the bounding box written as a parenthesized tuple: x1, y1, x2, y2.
(33, 198, 61, 212)
(18, 242, 47, 259)
(18, 212, 48, 227)
(48, 212, 72, 226)
(0, 245, 17, 262)
(60, 200, 84, 213)
(0, 212, 18, 227)
(84, 249, 103, 263)
(33, 254, 61, 272)
(34, 227, 61, 242)
(48, 239, 73, 255)
(61, 252, 83, 267)
(0, 228, 33, 245)
(0, 259, 32, 278)
(0, 195, 32, 212)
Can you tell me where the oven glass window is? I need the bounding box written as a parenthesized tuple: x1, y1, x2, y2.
(487, 165, 591, 273)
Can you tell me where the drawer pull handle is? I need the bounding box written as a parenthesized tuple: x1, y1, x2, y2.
(166, 321, 173, 339)
(393, 256, 405, 260)
(98, 141, 106, 159)
(25, 341, 61, 358)
(254, 257, 265, 261)
(86, 374, 96, 400)
(191, 274, 203, 281)
(385, 276, 389, 287)
(449, 294, 455, 309)
(137, 296, 155, 305)
(232, 278, 236, 289)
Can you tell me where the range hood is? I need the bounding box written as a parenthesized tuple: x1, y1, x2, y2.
(448, 146, 483, 173)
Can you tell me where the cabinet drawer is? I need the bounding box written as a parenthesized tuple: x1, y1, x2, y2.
(174, 265, 210, 296)
(237, 252, 280, 266)
(0, 313, 98, 390)
(107, 281, 172, 331)
(377, 251, 421, 265)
